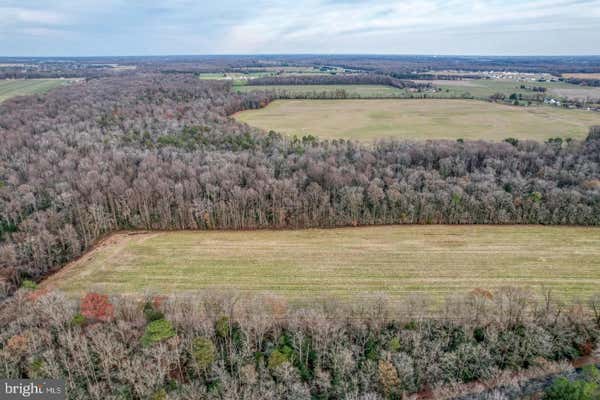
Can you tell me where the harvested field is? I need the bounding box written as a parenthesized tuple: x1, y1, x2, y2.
(42, 226, 600, 303)
(234, 99, 600, 141)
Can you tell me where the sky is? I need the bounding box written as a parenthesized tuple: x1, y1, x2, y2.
(0, 0, 599, 56)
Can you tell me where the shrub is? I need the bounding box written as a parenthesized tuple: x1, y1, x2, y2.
(378, 360, 400, 396)
(268, 349, 290, 370)
(473, 327, 486, 343)
(192, 337, 216, 371)
(142, 319, 176, 346)
(143, 302, 164, 322)
(215, 316, 229, 338)
(28, 358, 45, 379)
(151, 389, 167, 400)
(80, 293, 114, 322)
(543, 377, 598, 400)
(70, 313, 86, 327)
(388, 337, 401, 352)
(6, 335, 28, 354)
(582, 365, 600, 385)
(20, 279, 37, 290)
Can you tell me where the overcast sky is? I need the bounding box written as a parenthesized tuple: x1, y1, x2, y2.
(1, 0, 599, 56)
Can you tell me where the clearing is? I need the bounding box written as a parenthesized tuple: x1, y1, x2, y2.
(42, 226, 600, 303)
(234, 99, 600, 141)
(0, 79, 73, 103)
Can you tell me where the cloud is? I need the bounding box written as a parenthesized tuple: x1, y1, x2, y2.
(0, 6, 64, 25)
(0, 0, 599, 55)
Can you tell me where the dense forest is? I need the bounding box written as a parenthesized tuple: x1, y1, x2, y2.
(246, 74, 427, 89)
(1, 287, 598, 399)
(1, 73, 600, 295)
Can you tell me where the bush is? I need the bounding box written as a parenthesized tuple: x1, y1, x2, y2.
(215, 316, 229, 338)
(543, 377, 598, 400)
(70, 313, 86, 327)
(192, 337, 216, 371)
(388, 337, 401, 352)
(143, 302, 164, 322)
(378, 360, 400, 396)
(20, 279, 37, 290)
(268, 349, 290, 370)
(582, 366, 600, 385)
(80, 293, 114, 322)
(142, 319, 176, 346)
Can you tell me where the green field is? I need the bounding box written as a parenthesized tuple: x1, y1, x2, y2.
(235, 84, 407, 97)
(417, 79, 600, 101)
(43, 226, 600, 303)
(0, 79, 73, 103)
(234, 99, 600, 141)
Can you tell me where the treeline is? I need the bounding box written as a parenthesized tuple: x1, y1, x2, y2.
(562, 77, 600, 87)
(1, 288, 598, 399)
(247, 73, 428, 89)
(1, 74, 600, 293)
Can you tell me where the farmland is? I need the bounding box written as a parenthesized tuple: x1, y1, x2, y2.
(234, 99, 600, 141)
(234, 84, 407, 97)
(43, 226, 600, 303)
(414, 78, 597, 100)
(0, 79, 73, 102)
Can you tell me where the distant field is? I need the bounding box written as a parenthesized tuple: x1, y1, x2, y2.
(0, 79, 72, 103)
(199, 67, 346, 84)
(42, 226, 600, 303)
(562, 73, 600, 79)
(234, 99, 600, 141)
(235, 84, 407, 97)
(414, 79, 591, 100)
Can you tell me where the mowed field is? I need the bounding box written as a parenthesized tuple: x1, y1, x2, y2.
(234, 99, 600, 141)
(235, 84, 406, 97)
(43, 226, 600, 303)
(0, 79, 72, 103)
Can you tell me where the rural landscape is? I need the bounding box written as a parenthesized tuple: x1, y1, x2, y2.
(1, 1, 600, 399)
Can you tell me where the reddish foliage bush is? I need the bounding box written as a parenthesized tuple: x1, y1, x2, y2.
(6, 334, 28, 354)
(80, 293, 114, 322)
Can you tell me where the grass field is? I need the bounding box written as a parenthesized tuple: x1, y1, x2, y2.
(43, 226, 600, 303)
(234, 99, 600, 141)
(0, 79, 72, 103)
(562, 73, 600, 79)
(235, 84, 407, 97)
(414, 79, 592, 100)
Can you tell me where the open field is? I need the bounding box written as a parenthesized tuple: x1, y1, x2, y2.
(562, 73, 600, 79)
(0, 79, 73, 103)
(413, 79, 593, 100)
(235, 84, 407, 97)
(42, 226, 600, 303)
(234, 99, 600, 141)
